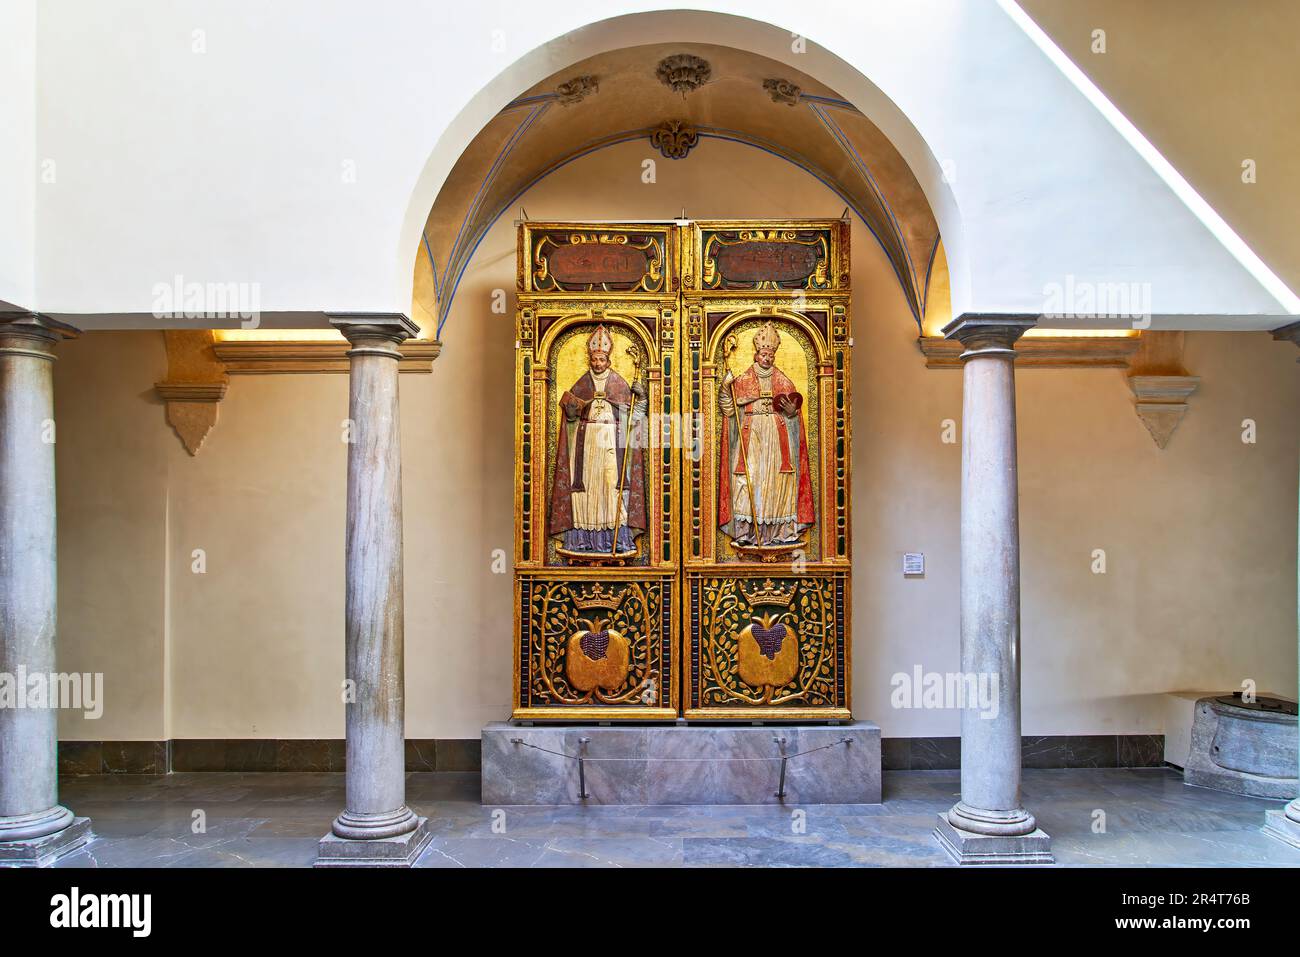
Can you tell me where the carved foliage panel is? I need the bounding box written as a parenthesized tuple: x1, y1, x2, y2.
(516, 573, 677, 719)
(686, 570, 849, 720)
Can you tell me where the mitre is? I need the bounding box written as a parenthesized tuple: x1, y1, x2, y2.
(587, 324, 613, 355)
(753, 321, 781, 352)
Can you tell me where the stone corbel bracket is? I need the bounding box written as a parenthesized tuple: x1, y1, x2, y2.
(154, 330, 229, 456)
(1273, 319, 1300, 359)
(1128, 375, 1199, 449)
(1126, 331, 1198, 449)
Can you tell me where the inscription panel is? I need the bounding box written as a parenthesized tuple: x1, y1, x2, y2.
(548, 242, 652, 287)
(688, 223, 848, 292)
(521, 224, 675, 294)
(715, 240, 819, 285)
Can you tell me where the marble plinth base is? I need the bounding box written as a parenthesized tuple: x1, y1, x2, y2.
(0, 817, 93, 868)
(482, 721, 880, 805)
(1183, 695, 1297, 799)
(1261, 809, 1300, 851)
(314, 817, 431, 867)
(933, 815, 1054, 865)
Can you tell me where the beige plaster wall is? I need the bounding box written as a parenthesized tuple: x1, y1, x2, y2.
(54, 331, 169, 740)
(1022, 0, 1300, 292)
(54, 138, 1299, 741)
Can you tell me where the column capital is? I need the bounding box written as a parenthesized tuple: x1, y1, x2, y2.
(942, 314, 1037, 360)
(0, 313, 80, 360)
(327, 312, 421, 360)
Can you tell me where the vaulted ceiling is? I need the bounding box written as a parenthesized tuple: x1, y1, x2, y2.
(416, 42, 942, 337)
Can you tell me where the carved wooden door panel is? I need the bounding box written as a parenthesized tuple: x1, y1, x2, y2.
(512, 220, 851, 722)
(513, 224, 682, 720)
(680, 221, 853, 720)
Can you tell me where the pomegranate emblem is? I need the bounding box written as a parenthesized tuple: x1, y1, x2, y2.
(737, 612, 799, 690)
(566, 616, 631, 693)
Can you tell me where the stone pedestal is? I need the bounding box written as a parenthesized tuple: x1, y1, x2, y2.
(1262, 805, 1300, 850)
(0, 817, 92, 868)
(0, 314, 88, 866)
(315, 314, 428, 868)
(1162, 689, 1218, 767)
(935, 315, 1051, 864)
(316, 818, 432, 867)
(933, 815, 1053, 865)
(482, 721, 880, 805)
(1184, 694, 1297, 799)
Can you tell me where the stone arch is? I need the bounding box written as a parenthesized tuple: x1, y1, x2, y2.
(397, 10, 967, 334)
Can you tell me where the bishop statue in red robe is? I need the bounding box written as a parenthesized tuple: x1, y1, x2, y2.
(718, 321, 815, 546)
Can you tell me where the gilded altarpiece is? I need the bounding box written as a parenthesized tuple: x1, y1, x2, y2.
(513, 220, 851, 722)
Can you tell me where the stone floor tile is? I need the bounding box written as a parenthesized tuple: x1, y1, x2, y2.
(36, 767, 1300, 869)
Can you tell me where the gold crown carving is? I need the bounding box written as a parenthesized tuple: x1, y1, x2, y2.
(741, 578, 797, 608)
(573, 583, 625, 612)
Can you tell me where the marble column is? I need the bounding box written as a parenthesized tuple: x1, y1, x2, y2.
(1264, 319, 1300, 849)
(0, 314, 91, 866)
(316, 313, 432, 867)
(933, 315, 1052, 864)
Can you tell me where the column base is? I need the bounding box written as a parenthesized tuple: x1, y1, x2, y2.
(946, 800, 1039, 836)
(0, 803, 75, 842)
(0, 817, 92, 868)
(934, 814, 1053, 865)
(315, 817, 432, 868)
(329, 805, 420, 840)
(1261, 807, 1300, 851)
